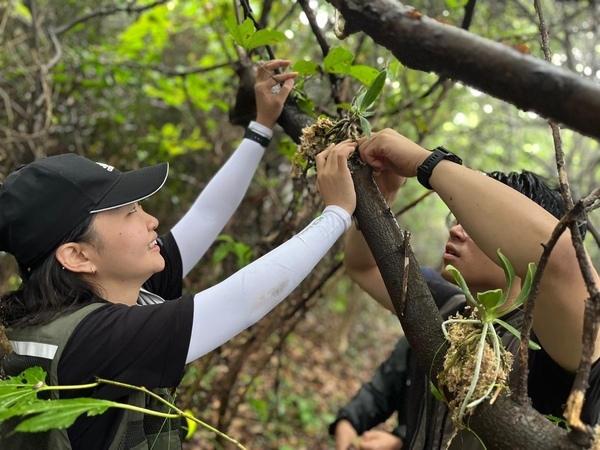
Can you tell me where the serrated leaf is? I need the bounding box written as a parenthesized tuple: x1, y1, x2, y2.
(247, 29, 287, 50)
(495, 319, 541, 350)
(323, 47, 354, 74)
(4, 398, 115, 432)
(359, 70, 387, 112)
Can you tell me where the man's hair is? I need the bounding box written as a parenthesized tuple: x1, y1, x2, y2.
(487, 170, 587, 239)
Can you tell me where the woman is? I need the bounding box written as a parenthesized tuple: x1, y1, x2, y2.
(0, 59, 357, 450)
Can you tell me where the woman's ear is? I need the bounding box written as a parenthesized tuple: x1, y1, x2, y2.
(55, 242, 95, 274)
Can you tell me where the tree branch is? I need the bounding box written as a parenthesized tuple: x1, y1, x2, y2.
(327, 0, 600, 141)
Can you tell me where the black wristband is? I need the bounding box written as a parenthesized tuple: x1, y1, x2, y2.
(416, 146, 462, 190)
(244, 128, 271, 147)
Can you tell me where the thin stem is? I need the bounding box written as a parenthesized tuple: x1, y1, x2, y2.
(467, 328, 502, 408)
(459, 322, 489, 423)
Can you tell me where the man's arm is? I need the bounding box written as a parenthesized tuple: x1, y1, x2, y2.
(358, 129, 600, 371)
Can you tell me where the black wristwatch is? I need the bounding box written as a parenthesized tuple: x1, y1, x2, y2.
(244, 128, 271, 147)
(417, 146, 462, 190)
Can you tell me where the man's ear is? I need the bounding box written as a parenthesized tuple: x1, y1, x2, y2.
(55, 242, 95, 274)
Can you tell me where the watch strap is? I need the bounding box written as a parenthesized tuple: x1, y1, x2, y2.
(244, 128, 271, 147)
(417, 146, 462, 190)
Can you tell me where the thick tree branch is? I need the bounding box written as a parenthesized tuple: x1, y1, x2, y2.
(327, 0, 600, 142)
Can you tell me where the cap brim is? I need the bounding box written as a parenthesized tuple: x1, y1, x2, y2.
(91, 162, 169, 213)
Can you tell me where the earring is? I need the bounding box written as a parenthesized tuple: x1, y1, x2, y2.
(90, 268, 96, 275)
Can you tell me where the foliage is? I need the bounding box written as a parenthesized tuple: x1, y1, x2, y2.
(437, 250, 537, 428)
(0, 367, 246, 449)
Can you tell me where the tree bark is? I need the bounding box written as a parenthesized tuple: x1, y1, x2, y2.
(327, 0, 600, 143)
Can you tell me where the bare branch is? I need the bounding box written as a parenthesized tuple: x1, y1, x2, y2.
(327, 0, 600, 141)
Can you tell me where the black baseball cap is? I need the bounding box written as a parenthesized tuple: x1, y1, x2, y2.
(0, 154, 168, 271)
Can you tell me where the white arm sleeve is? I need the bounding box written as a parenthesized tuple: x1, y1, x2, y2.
(185, 206, 351, 363)
(171, 121, 273, 277)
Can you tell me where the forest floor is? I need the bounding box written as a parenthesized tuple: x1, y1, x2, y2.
(184, 290, 404, 450)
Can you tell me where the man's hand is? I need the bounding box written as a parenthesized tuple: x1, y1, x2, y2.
(358, 429, 403, 450)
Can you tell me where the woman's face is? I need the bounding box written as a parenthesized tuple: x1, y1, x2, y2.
(88, 202, 164, 286)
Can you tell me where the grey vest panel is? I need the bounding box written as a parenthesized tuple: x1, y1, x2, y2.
(1, 304, 184, 450)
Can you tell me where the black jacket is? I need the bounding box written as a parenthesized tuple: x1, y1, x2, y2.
(329, 267, 463, 439)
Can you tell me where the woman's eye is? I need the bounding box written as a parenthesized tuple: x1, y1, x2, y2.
(129, 205, 138, 214)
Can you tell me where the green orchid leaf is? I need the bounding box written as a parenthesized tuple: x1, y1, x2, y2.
(446, 264, 477, 306)
(495, 319, 541, 350)
(513, 262, 537, 309)
(496, 249, 515, 309)
(359, 116, 372, 138)
(359, 70, 387, 113)
(476, 289, 504, 313)
(352, 91, 366, 111)
(429, 381, 445, 402)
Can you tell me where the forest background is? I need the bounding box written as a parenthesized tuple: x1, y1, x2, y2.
(1, 0, 600, 448)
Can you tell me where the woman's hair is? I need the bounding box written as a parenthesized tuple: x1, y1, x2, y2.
(487, 170, 587, 239)
(0, 215, 105, 328)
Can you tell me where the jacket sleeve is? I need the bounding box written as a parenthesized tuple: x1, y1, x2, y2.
(329, 337, 410, 437)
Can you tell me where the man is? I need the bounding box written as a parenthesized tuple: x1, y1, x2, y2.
(330, 268, 463, 450)
(343, 129, 599, 449)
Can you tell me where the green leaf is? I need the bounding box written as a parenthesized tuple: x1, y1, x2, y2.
(476, 289, 504, 313)
(359, 70, 387, 112)
(348, 65, 381, 86)
(513, 262, 537, 309)
(247, 29, 287, 50)
(292, 60, 319, 77)
(6, 398, 114, 432)
(323, 47, 354, 74)
(446, 264, 477, 306)
(429, 381, 445, 402)
(226, 17, 255, 49)
(495, 319, 541, 350)
(446, 0, 469, 8)
(496, 249, 515, 309)
(359, 115, 372, 138)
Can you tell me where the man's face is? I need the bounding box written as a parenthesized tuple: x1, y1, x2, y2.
(440, 215, 507, 294)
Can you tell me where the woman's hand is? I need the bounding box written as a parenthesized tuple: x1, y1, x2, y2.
(358, 129, 429, 178)
(254, 59, 298, 129)
(315, 140, 357, 215)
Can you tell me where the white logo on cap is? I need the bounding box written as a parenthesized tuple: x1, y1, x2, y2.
(96, 162, 115, 172)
